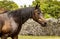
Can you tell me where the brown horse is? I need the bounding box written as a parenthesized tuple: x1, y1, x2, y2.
(0, 4, 47, 39)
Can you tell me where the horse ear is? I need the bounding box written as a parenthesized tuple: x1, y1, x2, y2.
(35, 4, 40, 9)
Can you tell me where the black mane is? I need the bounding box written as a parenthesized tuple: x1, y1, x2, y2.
(8, 7, 34, 16)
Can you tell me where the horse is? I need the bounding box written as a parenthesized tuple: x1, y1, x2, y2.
(0, 4, 47, 39)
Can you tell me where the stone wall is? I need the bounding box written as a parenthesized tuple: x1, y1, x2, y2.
(20, 18, 60, 36)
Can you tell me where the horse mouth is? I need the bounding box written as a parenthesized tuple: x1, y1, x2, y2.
(38, 19, 47, 27)
(41, 22, 47, 27)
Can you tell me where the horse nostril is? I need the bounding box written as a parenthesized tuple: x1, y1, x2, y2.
(44, 22, 47, 26)
(45, 22, 47, 24)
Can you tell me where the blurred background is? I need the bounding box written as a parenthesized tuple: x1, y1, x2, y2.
(0, 0, 60, 36)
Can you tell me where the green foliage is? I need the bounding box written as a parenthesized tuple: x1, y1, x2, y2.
(44, 13, 52, 19)
(32, 0, 60, 19)
(0, 0, 18, 10)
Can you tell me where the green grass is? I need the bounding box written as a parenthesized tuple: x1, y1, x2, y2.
(0, 35, 60, 39)
(18, 36, 60, 39)
(8, 35, 60, 39)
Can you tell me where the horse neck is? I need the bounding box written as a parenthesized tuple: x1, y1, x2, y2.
(8, 7, 34, 25)
(21, 7, 34, 24)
